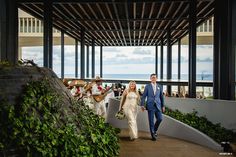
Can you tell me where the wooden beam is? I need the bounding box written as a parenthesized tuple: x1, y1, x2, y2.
(54, 16, 208, 22)
(197, 0, 213, 17)
(67, 3, 101, 45)
(156, 2, 175, 41)
(151, 2, 183, 45)
(133, 2, 136, 45)
(77, 3, 107, 46)
(53, 5, 82, 38)
(83, 28, 187, 32)
(142, 2, 155, 46)
(96, 3, 119, 46)
(112, 2, 127, 46)
(87, 3, 114, 46)
(138, 2, 145, 46)
(125, 2, 132, 46)
(105, 3, 123, 46)
(164, 2, 184, 30)
(18, 0, 193, 3)
(149, 2, 164, 45)
(155, 1, 188, 43)
(159, 1, 184, 45)
(56, 4, 82, 37)
(169, 2, 189, 29)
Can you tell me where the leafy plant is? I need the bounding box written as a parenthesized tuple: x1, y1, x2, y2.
(72, 103, 120, 156)
(0, 61, 13, 67)
(165, 107, 235, 143)
(0, 79, 119, 156)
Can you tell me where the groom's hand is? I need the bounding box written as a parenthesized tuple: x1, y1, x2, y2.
(141, 106, 145, 111)
(162, 107, 165, 113)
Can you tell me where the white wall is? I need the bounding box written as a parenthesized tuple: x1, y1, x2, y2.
(106, 98, 222, 151)
(165, 97, 236, 131)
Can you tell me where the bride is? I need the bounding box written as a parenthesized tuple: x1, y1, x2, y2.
(119, 81, 140, 140)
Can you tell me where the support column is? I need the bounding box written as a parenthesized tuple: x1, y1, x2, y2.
(75, 40, 78, 78)
(43, 0, 53, 68)
(0, 0, 6, 61)
(214, 0, 235, 100)
(213, 11, 219, 99)
(188, 0, 197, 98)
(167, 30, 172, 95)
(155, 45, 158, 77)
(18, 47, 22, 60)
(100, 45, 103, 78)
(86, 45, 90, 78)
(80, 29, 85, 79)
(61, 31, 64, 79)
(160, 40, 164, 80)
(0, 0, 18, 64)
(233, 0, 236, 99)
(92, 39, 95, 78)
(178, 39, 181, 93)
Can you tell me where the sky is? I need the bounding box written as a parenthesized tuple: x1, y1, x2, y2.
(21, 44, 213, 79)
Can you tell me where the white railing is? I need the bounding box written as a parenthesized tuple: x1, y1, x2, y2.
(18, 17, 61, 37)
(197, 17, 214, 36)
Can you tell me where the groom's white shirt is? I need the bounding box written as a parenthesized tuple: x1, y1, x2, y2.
(151, 83, 156, 95)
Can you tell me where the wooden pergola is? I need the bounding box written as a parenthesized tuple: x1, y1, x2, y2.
(19, 0, 214, 46)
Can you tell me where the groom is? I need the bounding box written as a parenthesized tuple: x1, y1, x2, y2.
(141, 73, 165, 141)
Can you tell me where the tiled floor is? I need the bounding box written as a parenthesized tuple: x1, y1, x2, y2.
(119, 129, 233, 157)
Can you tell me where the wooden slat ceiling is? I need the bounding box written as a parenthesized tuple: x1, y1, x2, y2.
(18, 0, 214, 46)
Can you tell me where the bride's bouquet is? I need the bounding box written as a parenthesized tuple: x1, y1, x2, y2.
(115, 109, 125, 120)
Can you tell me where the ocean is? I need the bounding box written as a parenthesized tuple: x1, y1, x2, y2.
(63, 73, 213, 81)
(62, 73, 213, 96)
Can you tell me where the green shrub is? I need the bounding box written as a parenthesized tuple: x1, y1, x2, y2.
(0, 61, 13, 67)
(0, 79, 119, 157)
(165, 107, 235, 143)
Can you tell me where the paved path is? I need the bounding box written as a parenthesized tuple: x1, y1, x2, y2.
(119, 129, 231, 157)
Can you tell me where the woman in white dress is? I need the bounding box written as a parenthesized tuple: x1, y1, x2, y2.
(119, 81, 140, 140)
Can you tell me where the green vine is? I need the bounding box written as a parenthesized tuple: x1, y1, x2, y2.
(0, 79, 119, 156)
(165, 107, 235, 143)
(72, 103, 120, 156)
(0, 61, 13, 67)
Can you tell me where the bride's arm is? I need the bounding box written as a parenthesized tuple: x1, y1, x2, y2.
(119, 89, 128, 110)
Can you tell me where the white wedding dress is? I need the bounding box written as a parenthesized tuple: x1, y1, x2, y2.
(121, 91, 139, 139)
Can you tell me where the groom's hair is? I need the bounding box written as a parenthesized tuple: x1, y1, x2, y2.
(150, 73, 156, 78)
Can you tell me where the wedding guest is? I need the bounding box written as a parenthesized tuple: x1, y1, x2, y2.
(105, 86, 115, 108)
(91, 76, 106, 118)
(70, 85, 78, 96)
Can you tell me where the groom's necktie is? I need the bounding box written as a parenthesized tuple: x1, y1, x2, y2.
(152, 83, 156, 95)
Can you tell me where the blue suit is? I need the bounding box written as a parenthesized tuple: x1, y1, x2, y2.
(141, 83, 165, 136)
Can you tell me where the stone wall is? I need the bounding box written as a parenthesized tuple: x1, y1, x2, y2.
(0, 66, 73, 108)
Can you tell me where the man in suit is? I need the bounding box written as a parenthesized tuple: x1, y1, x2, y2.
(141, 73, 165, 141)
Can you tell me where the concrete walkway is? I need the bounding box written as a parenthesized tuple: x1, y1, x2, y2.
(119, 129, 230, 157)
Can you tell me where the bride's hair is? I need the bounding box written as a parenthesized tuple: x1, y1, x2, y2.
(127, 81, 139, 96)
(119, 81, 140, 110)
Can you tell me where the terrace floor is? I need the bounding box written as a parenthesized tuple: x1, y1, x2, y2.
(119, 129, 231, 157)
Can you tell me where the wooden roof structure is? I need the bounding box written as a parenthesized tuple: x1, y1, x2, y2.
(18, 0, 214, 46)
